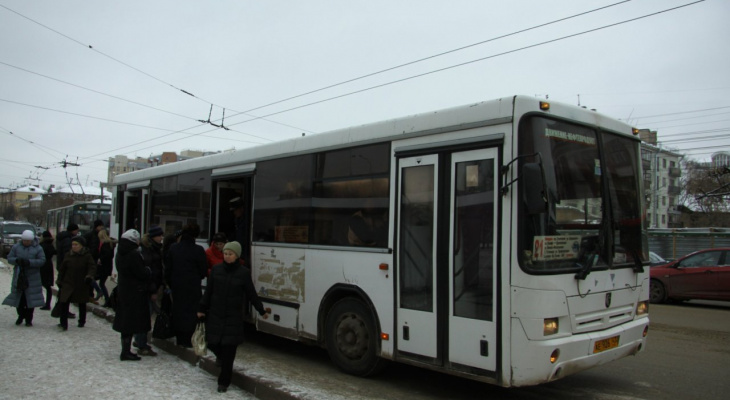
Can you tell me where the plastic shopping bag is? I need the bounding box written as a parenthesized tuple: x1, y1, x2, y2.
(192, 321, 207, 356)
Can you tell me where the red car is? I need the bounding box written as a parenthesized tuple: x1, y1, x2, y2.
(649, 248, 730, 303)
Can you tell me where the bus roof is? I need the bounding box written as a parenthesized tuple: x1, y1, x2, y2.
(112, 95, 633, 185)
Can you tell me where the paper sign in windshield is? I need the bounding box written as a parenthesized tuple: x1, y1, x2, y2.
(532, 235, 581, 261)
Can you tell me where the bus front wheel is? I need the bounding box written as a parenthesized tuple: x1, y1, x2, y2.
(325, 298, 386, 377)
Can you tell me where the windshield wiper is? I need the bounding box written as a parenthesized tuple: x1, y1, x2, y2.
(575, 235, 599, 280)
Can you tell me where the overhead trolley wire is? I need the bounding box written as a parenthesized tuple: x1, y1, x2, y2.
(225, 0, 635, 118)
(225, 1, 707, 129)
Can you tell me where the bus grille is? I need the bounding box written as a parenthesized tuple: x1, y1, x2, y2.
(572, 304, 634, 334)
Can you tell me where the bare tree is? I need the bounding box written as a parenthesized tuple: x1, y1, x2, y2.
(679, 158, 730, 227)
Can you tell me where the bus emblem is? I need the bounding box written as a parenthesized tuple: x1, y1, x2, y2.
(605, 293, 612, 308)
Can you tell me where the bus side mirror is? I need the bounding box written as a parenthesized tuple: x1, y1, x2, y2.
(522, 163, 547, 215)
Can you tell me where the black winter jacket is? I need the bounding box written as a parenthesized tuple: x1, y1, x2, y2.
(199, 262, 266, 346)
(112, 239, 151, 335)
(40, 237, 57, 287)
(165, 235, 207, 336)
(55, 231, 74, 269)
(141, 237, 164, 293)
(98, 241, 116, 279)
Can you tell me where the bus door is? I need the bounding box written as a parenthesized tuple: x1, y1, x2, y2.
(212, 175, 253, 262)
(397, 155, 439, 359)
(396, 148, 498, 373)
(123, 188, 148, 234)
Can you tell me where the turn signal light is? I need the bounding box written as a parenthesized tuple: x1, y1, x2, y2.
(379, 263, 389, 270)
(550, 349, 560, 364)
(539, 101, 550, 111)
(381, 333, 390, 341)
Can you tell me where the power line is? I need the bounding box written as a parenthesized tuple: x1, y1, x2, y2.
(630, 105, 730, 121)
(0, 0, 709, 184)
(0, 6, 314, 137)
(225, 1, 707, 129)
(0, 60, 198, 121)
(0, 4, 216, 107)
(223, 0, 635, 118)
(0, 59, 315, 135)
(0, 97, 187, 132)
(0, 125, 65, 160)
(6, 1, 705, 158)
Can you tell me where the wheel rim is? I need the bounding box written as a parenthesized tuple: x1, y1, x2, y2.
(650, 281, 664, 302)
(335, 312, 369, 360)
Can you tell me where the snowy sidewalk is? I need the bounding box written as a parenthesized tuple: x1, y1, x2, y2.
(0, 260, 257, 399)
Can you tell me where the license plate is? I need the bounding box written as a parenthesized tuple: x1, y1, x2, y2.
(593, 336, 620, 353)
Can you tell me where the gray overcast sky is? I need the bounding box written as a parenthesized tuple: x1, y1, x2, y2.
(1, 0, 728, 189)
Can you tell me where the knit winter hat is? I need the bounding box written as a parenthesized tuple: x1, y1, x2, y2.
(42, 230, 52, 238)
(71, 236, 86, 247)
(223, 241, 242, 258)
(93, 219, 105, 229)
(148, 225, 164, 238)
(21, 230, 35, 241)
(121, 229, 141, 244)
(67, 223, 80, 232)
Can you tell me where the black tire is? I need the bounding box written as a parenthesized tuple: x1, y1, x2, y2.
(325, 297, 387, 377)
(649, 279, 667, 304)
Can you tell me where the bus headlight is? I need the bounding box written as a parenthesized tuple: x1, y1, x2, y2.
(544, 317, 559, 336)
(636, 301, 649, 316)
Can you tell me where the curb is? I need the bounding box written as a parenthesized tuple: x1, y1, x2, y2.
(66, 288, 299, 400)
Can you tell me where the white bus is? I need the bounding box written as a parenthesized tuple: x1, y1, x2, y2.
(110, 95, 649, 387)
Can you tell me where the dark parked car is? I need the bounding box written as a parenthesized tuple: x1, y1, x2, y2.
(0, 220, 37, 258)
(649, 248, 730, 303)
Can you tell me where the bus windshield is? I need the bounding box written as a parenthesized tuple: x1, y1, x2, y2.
(518, 115, 647, 274)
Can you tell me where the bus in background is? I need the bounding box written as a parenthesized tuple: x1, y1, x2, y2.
(46, 202, 111, 238)
(109, 95, 649, 387)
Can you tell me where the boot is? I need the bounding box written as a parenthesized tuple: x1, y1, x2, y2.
(120, 336, 141, 361)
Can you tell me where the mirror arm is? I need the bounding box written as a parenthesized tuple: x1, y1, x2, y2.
(500, 152, 542, 195)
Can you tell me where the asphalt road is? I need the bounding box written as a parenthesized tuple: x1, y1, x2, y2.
(239, 299, 730, 400)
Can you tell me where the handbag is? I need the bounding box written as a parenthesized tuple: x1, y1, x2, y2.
(16, 262, 29, 291)
(192, 321, 207, 356)
(152, 291, 174, 339)
(152, 311, 174, 339)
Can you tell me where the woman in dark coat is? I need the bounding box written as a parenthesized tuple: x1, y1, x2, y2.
(2, 230, 46, 326)
(165, 223, 207, 348)
(135, 225, 165, 356)
(57, 236, 96, 330)
(112, 229, 151, 361)
(97, 229, 117, 308)
(198, 241, 269, 393)
(39, 231, 57, 310)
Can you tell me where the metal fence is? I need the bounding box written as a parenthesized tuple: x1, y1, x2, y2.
(648, 228, 730, 260)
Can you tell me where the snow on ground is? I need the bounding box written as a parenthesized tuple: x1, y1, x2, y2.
(0, 260, 257, 399)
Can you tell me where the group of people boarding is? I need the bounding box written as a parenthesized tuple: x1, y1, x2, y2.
(4, 219, 268, 394)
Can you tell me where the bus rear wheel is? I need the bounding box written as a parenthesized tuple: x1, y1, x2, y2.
(325, 298, 386, 377)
